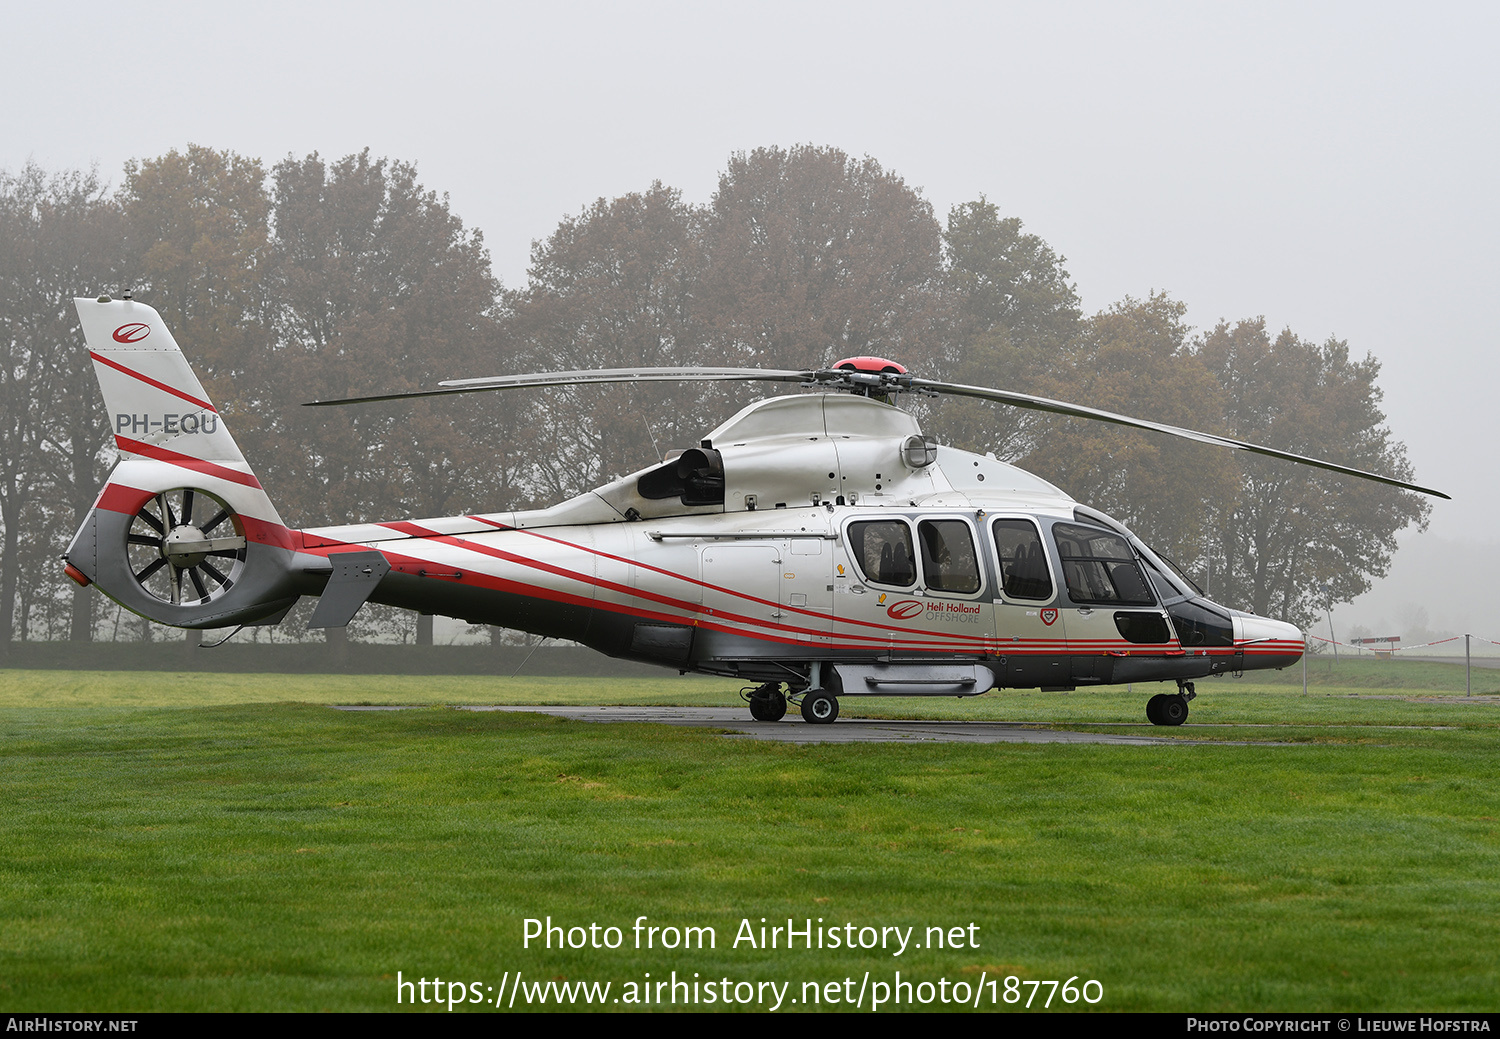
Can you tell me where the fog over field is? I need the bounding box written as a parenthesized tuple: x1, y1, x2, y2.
(3, 0, 1495, 644)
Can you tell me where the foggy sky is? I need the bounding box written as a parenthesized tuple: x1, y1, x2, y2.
(5, 0, 1496, 640)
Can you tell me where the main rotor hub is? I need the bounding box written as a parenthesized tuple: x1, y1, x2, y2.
(831, 356, 907, 375)
(819, 356, 916, 400)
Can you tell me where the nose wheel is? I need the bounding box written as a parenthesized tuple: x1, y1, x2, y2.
(800, 690, 840, 724)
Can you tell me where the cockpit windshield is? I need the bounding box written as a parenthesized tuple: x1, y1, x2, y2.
(1138, 555, 1181, 602)
(1154, 551, 1205, 596)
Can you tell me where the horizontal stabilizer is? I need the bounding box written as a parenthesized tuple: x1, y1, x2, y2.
(307, 551, 390, 628)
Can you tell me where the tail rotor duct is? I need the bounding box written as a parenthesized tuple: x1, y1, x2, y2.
(126, 488, 248, 606)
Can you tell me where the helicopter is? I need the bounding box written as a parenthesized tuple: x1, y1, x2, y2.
(62, 296, 1447, 727)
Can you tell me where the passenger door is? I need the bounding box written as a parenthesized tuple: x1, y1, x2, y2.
(912, 517, 994, 653)
(989, 517, 1072, 689)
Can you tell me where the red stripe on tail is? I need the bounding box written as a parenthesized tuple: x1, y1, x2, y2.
(90, 351, 216, 412)
(114, 438, 262, 489)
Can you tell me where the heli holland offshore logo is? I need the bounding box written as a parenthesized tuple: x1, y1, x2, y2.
(1040, 608, 1058, 626)
(886, 600, 924, 620)
(112, 323, 151, 343)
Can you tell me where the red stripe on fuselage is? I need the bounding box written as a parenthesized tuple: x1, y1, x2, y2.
(302, 535, 841, 650)
(307, 520, 1301, 659)
(490, 520, 997, 649)
(300, 529, 1001, 654)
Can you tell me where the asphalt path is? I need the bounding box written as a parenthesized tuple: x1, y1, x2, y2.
(448, 705, 1241, 745)
(328, 703, 1476, 744)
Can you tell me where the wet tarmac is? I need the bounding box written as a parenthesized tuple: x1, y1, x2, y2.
(444, 705, 1247, 745)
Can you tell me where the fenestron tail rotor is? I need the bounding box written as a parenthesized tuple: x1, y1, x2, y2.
(126, 489, 249, 606)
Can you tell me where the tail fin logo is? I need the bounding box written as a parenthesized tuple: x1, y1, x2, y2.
(112, 323, 151, 343)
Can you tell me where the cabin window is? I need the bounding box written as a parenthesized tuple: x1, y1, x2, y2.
(992, 519, 1052, 601)
(848, 520, 916, 587)
(918, 520, 981, 594)
(1051, 522, 1155, 606)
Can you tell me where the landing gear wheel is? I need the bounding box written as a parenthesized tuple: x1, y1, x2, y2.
(748, 684, 787, 722)
(1160, 693, 1189, 726)
(1146, 693, 1167, 725)
(800, 690, 839, 724)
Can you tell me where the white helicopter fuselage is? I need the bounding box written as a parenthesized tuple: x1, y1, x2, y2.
(65, 297, 1303, 725)
(292, 392, 1301, 692)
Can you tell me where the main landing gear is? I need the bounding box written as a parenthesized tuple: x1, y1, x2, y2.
(1146, 681, 1196, 727)
(745, 683, 788, 722)
(744, 676, 841, 725)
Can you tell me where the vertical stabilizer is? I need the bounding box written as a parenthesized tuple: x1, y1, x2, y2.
(66, 297, 299, 626)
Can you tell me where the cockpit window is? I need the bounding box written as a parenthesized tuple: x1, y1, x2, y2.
(1155, 551, 1205, 596)
(1168, 600, 1235, 647)
(848, 520, 917, 587)
(1139, 554, 1185, 601)
(918, 519, 982, 594)
(992, 519, 1053, 600)
(1051, 522, 1155, 606)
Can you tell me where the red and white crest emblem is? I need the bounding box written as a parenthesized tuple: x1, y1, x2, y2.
(1040, 608, 1058, 626)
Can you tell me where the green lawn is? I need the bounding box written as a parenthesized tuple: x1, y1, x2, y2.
(0, 665, 1496, 1012)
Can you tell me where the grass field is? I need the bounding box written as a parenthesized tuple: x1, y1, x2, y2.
(1, 660, 1497, 1013)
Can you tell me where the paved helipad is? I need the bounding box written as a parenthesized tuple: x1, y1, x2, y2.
(446, 705, 1226, 745)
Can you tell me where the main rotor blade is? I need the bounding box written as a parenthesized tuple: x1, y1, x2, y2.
(916, 378, 1450, 500)
(303, 367, 814, 406)
(300, 362, 1447, 499)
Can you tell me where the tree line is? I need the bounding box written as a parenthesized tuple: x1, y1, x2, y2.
(0, 144, 1429, 647)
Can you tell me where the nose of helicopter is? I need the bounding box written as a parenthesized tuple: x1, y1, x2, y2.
(1236, 612, 1306, 671)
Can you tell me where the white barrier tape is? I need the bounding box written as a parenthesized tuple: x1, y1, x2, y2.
(1307, 633, 1495, 653)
